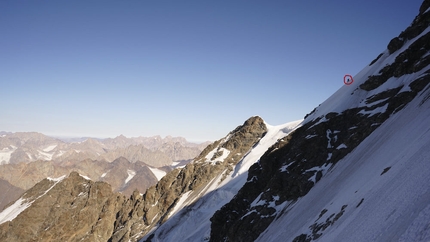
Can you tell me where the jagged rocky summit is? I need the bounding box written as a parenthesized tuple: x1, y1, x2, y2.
(1, 1, 430, 241)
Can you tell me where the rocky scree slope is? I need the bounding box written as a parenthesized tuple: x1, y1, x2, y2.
(210, 2, 430, 241)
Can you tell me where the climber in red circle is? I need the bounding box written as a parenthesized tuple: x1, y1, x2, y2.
(344, 74, 354, 85)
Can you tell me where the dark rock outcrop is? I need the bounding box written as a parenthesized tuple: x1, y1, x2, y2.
(387, 0, 430, 54)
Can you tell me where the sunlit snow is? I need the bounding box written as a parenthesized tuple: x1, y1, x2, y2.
(79, 174, 91, 180)
(205, 147, 231, 165)
(42, 144, 57, 152)
(0, 146, 18, 164)
(148, 167, 166, 181)
(125, 169, 136, 184)
(47, 175, 66, 182)
(0, 198, 32, 225)
(37, 150, 54, 160)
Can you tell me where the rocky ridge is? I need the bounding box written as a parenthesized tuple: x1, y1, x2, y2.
(110, 116, 268, 241)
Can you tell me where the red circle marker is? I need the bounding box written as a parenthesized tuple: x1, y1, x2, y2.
(344, 74, 354, 85)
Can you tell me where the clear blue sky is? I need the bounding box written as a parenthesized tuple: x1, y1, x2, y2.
(0, 0, 423, 142)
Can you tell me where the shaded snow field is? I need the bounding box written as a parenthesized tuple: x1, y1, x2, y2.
(258, 81, 430, 242)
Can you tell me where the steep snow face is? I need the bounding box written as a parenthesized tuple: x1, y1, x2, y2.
(140, 120, 302, 242)
(304, 26, 430, 125)
(257, 83, 430, 242)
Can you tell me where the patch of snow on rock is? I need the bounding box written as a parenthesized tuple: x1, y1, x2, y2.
(125, 169, 136, 184)
(148, 167, 166, 181)
(0, 146, 18, 164)
(79, 174, 91, 180)
(42, 144, 57, 152)
(47, 175, 66, 182)
(0, 198, 32, 225)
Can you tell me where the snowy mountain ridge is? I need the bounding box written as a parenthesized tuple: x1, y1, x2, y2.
(141, 120, 302, 241)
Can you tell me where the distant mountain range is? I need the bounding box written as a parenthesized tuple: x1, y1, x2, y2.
(0, 132, 209, 165)
(0, 132, 209, 211)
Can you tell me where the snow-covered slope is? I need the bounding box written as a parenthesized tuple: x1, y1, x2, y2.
(208, 2, 430, 241)
(305, 28, 430, 122)
(258, 82, 430, 242)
